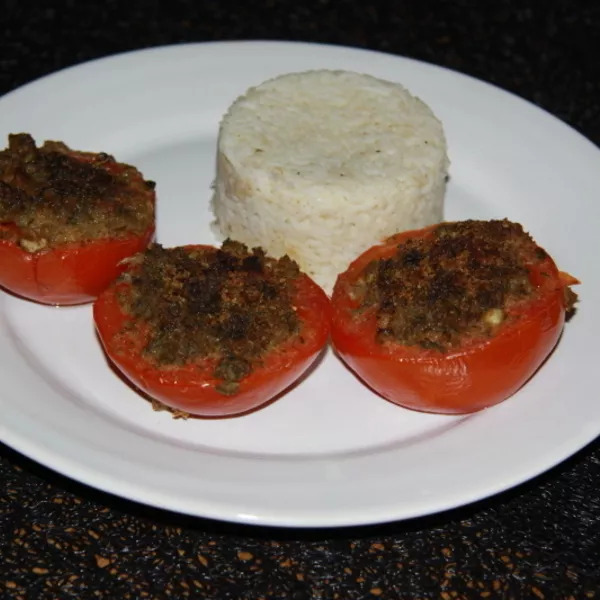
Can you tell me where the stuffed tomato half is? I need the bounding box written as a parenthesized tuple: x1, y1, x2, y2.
(331, 219, 578, 414)
(94, 240, 331, 417)
(0, 133, 155, 305)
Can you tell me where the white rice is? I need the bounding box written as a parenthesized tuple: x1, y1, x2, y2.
(211, 69, 449, 293)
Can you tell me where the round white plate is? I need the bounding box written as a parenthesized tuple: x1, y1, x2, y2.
(0, 41, 598, 528)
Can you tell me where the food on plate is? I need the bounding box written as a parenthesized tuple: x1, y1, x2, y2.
(211, 69, 449, 294)
(0, 133, 155, 305)
(330, 219, 578, 414)
(93, 240, 331, 417)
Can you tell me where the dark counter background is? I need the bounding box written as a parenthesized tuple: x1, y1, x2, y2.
(1, 1, 599, 598)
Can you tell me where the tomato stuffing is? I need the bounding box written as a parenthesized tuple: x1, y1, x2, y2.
(93, 241, 331, 417)
(331, 220, 578, 414)
(0, 133, 155, 305)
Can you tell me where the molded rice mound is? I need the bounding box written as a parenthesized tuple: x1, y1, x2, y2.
(211, 69, 449, 293)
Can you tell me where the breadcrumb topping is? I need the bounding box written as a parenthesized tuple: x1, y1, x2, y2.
(0, 133, 154, 250)
(355, 220, 550, 351)
(118, 240, 301, 394)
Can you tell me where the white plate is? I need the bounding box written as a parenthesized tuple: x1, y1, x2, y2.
(1, 41, 598, 528)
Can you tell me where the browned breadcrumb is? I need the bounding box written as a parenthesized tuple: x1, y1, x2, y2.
(119, 240, 301, 394)
(0, 133, 154, 249)
(355, 219, 559, 352)
(150, 399, 190, 419)
(563, 285, 578, 315)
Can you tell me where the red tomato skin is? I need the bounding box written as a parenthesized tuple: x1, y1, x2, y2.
(93, 248, 331, 417)
(0, 224, 155, 305)
(331, 226, 571, 414)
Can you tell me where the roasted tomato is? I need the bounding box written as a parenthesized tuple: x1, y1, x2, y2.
(331, 220, 578, 414)
(93, 241, 331, 417)
(0, 133, 155, 305)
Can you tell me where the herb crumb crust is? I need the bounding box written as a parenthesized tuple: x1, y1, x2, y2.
(118, 240, 302, 394)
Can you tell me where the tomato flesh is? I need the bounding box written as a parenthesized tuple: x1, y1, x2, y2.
(93, 246, 331, 417)
(331, 225, 574, 414)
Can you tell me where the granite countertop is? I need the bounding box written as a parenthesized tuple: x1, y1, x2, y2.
(1, 1, 599, 598)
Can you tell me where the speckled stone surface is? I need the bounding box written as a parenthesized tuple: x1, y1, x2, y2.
(1, 1, 600, 598)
